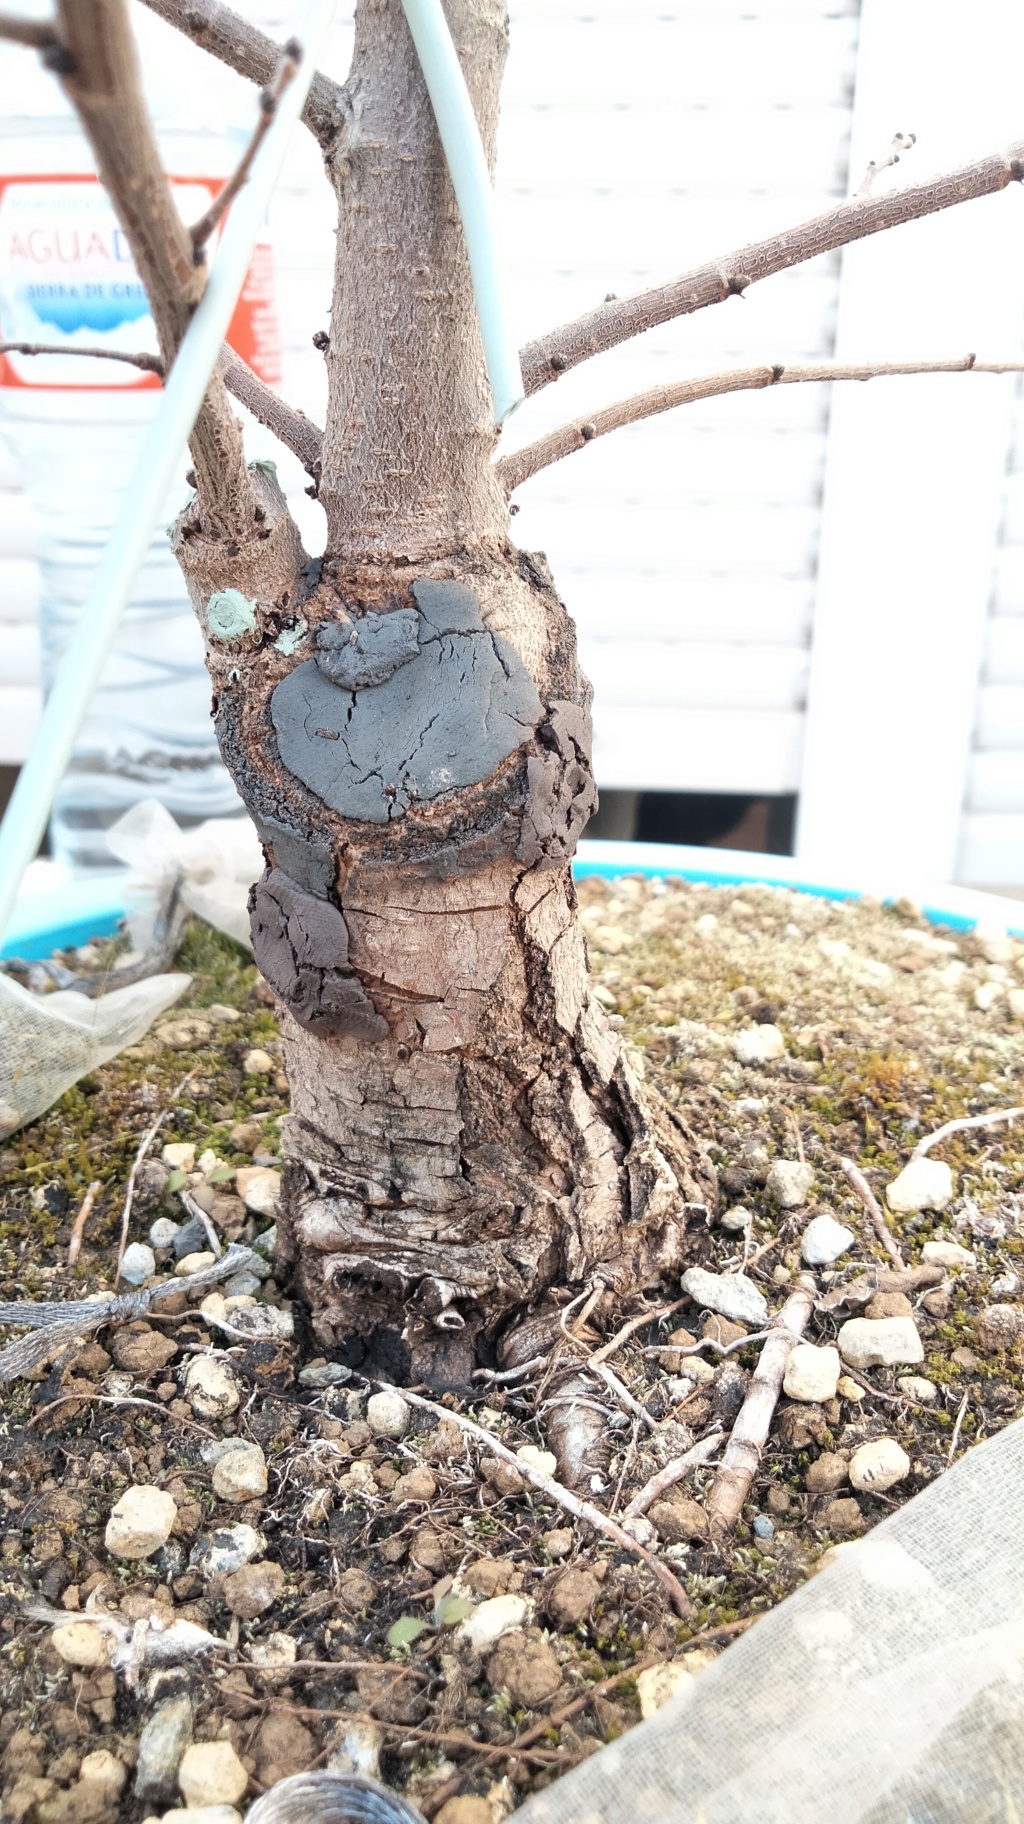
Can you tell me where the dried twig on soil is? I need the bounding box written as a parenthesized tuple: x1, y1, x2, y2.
(179, 1187, 224, 1258)
(642, 1329, 770, 1362)
(911, 1104, 1024, 1158)
(591, 1360, 657, 1431)
(67, 1180, 103, 1268)
(623, 1431, 726, 1519)
(28, 1391, 215, 1434)
(381, 1384, 696, 1619)
(839, 1157, 905, 1267)
(114, 1107, 173, 1284)
(588, 1296, 687, 1366)
(948, 1389, 970, 1463)
(705, 1275, 817, 1536)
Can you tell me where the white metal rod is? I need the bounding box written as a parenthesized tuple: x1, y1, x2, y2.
(401, 0, 524, 424)
(0, 0, 336, 945)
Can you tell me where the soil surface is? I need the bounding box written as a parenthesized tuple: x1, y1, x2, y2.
(1, 875, 1023, 1823)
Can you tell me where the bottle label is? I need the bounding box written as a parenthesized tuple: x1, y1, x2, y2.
(0, 174, 282, 389)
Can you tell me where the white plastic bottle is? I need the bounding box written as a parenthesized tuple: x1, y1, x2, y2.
(0, 7, 281, 870)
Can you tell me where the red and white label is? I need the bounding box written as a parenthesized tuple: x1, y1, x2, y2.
(0, 174, 282, 389)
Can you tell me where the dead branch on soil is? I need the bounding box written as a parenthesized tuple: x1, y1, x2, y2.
(27, 1391, 215, 1435)
(137, 0, 347, 149)
(948, 1389, 970, 1462)
(67, 1180, 103, 1269)
(52, 0, 255, 534)
(911, 1104, 1024, 1158)
(189, 42, 298, 252)
(857, 132, 917, 197)
(623, 1430, 726, 1519)
(642, 1329, 771, 1362)
(705, 1275, 817, 1537)
(114, 1107, 173, 1283)
(519, 140, 1024, 394)
(590, 1359, 657, 1431)
(219, 344, 324, 475)
(380, 1384, 696, 1620)
(840, 1157, 905, 1266)
(588, 1296, 688, 1366)
(498, 357, 1024, 492)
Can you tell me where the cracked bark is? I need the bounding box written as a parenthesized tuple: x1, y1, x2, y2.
(166, 0, 715, 1443)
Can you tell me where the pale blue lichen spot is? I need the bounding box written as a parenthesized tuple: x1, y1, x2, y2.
(207, 589, 258, 642)
(275, 619, 308, 656)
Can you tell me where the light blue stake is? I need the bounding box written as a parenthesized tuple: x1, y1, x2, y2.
(400, 0, 524, 425)
(0, 0, 337, 946)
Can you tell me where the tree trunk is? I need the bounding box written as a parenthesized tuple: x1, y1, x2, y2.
(170, 0, 715, 1388)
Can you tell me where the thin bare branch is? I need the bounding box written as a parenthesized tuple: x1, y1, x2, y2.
(1, 340, 164, 374)
(911, 1104, 1024, 1159)
(623, 1431, 726, 1520)
(54, 0, 254, 536)
(66, 1180, 102, 1269)
(137, 0, 347, 150)
(0, 10, 59, 48)
(498, 355, 1024, 493)
(704, 1275, 817, 1537)
(219, 343, 323, 477)
(519, 141, 1024, 396)
(190, 43, 299, 253)
(840, 1157, 905, 1267)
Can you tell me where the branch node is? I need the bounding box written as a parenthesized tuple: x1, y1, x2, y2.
(857, 131, 916, 198)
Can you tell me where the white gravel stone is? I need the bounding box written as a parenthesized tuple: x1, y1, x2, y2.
(135, 1695, 193, 1806)
(516, 1445, 557, 1478)
(162, 1810, 241, 1824)
(184, 1356, 241, 1420)
(161, 1143, 196, 1171)
(243, 1048, 274, 1075)
(178, 1741, 248, 1810)
(228, 1303, 294, 1341)
(175, 1251, 216, 1278)
(886, 1157, 954, 1214)
(120, 1242, 156, 1285)
(211, 1443, 268, 1503)
(897, 1376, 938, 1404)
(366, 1389, 411, 1439)
(732, 1024, 786, 1066)
(801, 1213, 855, 1266)
(837, 1316, 924, 1370)
(234, 1167, 281, 1215)
(105, 1484, 178, 1559)
(455, 1593, 533, 1653)
(326, 1720, 384, 1781)
(246, 1631, 297, 1674)
(849, 1438, 911, 1493)
(636, 1662, 697, 1718)
(974, 982, 1003, 1013)
(681, 1267, 768, 1327)
(783, 1343, 841, 1404)
(765, 1160, 816, 1209)
(720, 1206, 752, 1234)
(921, 1239, 976, 1270)
(51, 1622, 110, 1667)
(195, 1523, 266, 1576)
(149, 1217, 181, 1250)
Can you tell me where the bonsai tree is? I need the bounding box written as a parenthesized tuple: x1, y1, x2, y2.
(5, 0, 1023, 1439)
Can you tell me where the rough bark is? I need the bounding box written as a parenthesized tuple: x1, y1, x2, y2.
(167, 0, 714, 1397)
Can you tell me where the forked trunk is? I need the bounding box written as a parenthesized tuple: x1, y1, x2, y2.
(171, 0, 714, 1391)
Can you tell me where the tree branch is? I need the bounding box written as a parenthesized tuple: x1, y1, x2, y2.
(519, 141, 1024, 396)
(54, 0, 254, 538)
(0, 340, 164, 374)
(137, 0, 348, 151)
(498, 354, 1024, 492)
(0, 10, 58, 48)
(704, 1275, 817, 1539)
(218, 344, 323, 477)
(190, 41, 299, 253)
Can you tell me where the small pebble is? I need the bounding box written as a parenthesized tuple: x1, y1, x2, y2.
(149, 1217, 180, 1250)
(105, 1485, 178, 1560)
(178, 1741, 248, 1810)
(223, 1559, 286, 1619)
(184, 1356, 241, 1420)
(681, 1266, 768, 1327)
(246, 1631, 297, 1673)
(720, 1206, 752, 1234)
(234, 1167, 281, 1215)
(848, 1438, 911, 1493)
(783, 1343, 840, 1404)
(765, 1160, 816, 1209)
(161, 1142, 196, 1171)
(977, 1305, 1024, 1352)
(920, 1239, 975, 1270)
(543, 1527, 573, 1560)
(636, 1662, 697, 1718)
(752, 1514, 775, 1540)
(193, 1524, 266, 1578)
(51, 1621, 110, 1667)
(212, 1443, 268, 1503)
(229, 1303, 294, 1340)
(897, 1375, 938, 1404)
(456, 1593, 533, 1653)
(836, 1375, 864, 1401)
(299, 1361, 352, 1388)
(253, 1224, 277, 1258)
(135, 1695, 193, 1806)
(516, 1444, 557, 1478)
(175, 1251, 216, 1278)
(243, 1048, 274, 1076)
(366, 1389, 411, 1439)
(837, 1316, 924, 1369)
(223, 1271, 262, 1298)
(120, 1242, 157, 1286)
(732, 1023, 786, 1066)
(886, 1157, 954, 1214)
(173, 1217, 210, 1260)
(801, 1212, 855, 1266)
